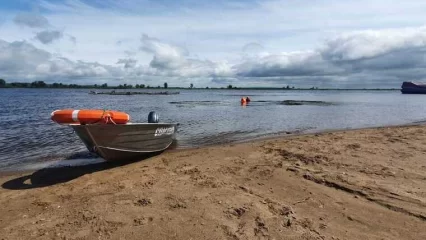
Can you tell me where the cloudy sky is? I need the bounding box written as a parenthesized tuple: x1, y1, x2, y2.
(1, 0, 426, 88)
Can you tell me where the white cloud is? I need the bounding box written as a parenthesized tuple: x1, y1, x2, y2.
(140, 34, 188, 59)
(13, 12, 49, 28)
(35, 30, 63, 44)
(116, 58, 137, 69)
(0, 40, 51, 73)
(2, 0, 426, 87)
(235, 26, 426, 86)
(68, 35, 77, 44)
(321, 27, 426, 61)
(140, 34, 188, 70)
(236, 51, 340, 77)
(0, 40, 121, 81)
(2, 25, 426, 88)
(139, 34, 234, 78)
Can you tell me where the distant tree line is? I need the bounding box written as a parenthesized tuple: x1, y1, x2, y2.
(0, 79, 173, 89)
(0, 79, 49, 88)
(0, 79, 397, 90)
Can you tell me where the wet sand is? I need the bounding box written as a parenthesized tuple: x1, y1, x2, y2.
(0, 125, 425, 239)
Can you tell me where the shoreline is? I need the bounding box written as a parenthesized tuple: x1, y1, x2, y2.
(170, 120, 426, 153)
(1, 121, 425, 176)
(1, 124, 426, 239)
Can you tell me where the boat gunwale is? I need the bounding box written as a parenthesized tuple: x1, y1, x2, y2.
(69, 122, 177, 127)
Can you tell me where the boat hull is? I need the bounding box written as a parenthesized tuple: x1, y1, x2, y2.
(401, 82, 426, 94)
(71, 123, 177, 161)
(401, 88, 426, 94)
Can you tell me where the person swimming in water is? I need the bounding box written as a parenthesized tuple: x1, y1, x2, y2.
(241, 96, 251, 105)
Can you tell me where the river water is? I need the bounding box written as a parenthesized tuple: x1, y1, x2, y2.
(1, 88, 425, 171)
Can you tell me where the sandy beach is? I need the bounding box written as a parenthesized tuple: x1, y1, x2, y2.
(0, 125, 425, 239)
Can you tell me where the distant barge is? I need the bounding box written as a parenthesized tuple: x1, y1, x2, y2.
(89, 91, 180, 95)
(401, 82, 426, 94)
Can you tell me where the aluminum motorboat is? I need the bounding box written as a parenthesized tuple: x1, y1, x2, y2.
(52, 110, 177, 161)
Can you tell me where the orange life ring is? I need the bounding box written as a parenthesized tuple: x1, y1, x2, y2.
(51, 109, 130, 124)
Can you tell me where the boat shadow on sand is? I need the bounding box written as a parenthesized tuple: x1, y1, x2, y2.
(1, 152, 163, 190)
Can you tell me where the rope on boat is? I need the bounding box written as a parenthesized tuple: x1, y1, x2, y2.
(100, 109, 116, 125)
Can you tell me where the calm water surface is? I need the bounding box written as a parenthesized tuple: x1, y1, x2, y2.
(1, 88, 425, 171)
